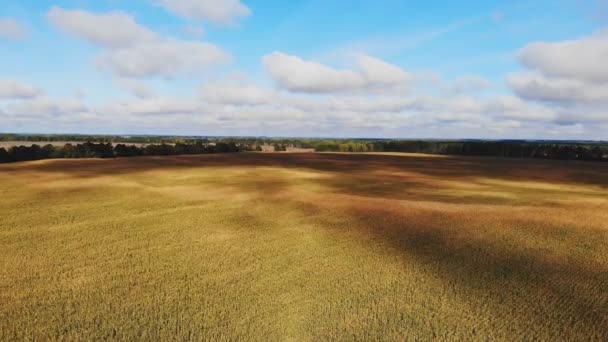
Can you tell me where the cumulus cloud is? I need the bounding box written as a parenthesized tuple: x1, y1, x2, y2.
(0, 18, 27, 40)
(47, 8, 156, 48)
(262, 52, 414, 93)
(508, 72, 608, 104)
(4, 76, 595, 139)
(194, 76, 562, 130)
(0, 80, 43, 99)
(356, 54, 413, 87)
(108, 97, 203, 116)
(155, 0, 251, 25)
(263, 52, 365, 93)
(190, 69, 570, 133)
(97, 40, 229, 78)
(199, 77, 419, 113)
(304, 95, 418, 113)
(553, 108, 608, 124)
(4, 96, 88, 118)
(183, 25, 205, 38)
(3, 6, 605, 139)
(518, 28, 608, 83)
(507, 27, 608, 125)
(485, 96, 558, 121)
(47, 7, 230, 78)
(439, 96, 485, 115)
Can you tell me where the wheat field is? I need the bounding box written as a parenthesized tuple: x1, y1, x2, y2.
(0, 153, 607, 340)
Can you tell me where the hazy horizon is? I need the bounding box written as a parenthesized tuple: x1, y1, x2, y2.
(2, 132, 608, 143)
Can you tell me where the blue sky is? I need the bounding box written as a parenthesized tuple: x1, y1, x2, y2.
(0, 0, 607, 139)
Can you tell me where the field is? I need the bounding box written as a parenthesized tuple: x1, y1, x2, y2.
(0, 153, 607, 340)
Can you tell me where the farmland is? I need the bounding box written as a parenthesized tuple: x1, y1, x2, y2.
(0, 153, 607, 340)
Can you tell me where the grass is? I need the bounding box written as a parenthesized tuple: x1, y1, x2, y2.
(0, 153, 607, 340)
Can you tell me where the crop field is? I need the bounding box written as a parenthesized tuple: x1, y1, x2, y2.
(0, 153, 607, 340)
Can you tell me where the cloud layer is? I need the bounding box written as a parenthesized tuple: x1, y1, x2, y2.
(507, 28, 608, 125)
(155, 0, 250, 25)
(262, 52, 413, 93)
(47, 7, 230, 78)
(1, 2, 607, 139)
(0, 80, 42, 99)
(518, 28, 608, 83)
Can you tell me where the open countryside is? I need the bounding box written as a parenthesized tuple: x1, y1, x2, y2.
(1, 153, 606, 340)
(3, 0, 608, 340)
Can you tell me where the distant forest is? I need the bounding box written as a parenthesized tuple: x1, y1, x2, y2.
(314, 140, 608, 161)
(1, 134, 607, 163)
(0, 141, 241, 164)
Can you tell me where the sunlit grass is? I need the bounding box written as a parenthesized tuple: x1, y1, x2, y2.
(0, 153, 606, 340)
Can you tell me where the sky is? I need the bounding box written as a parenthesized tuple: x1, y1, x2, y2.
(0, 0, 607, 139)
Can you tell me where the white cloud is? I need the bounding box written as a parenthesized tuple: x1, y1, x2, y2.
(518, 28, 608, 83)
(554, 108, 608, 123)
(47, 7, 230, 78)
(102, 97, 203, 116)
(481, 92, 602, 125)
(442, 96, 485, 114)
(508, 72, 608, 104)
(305, 95, 418, 113)
(356, 54, 413, 88)
(0, 18, 26, 40)
(546, 123, 585, 136)
(488, 120, 522, 130)
(263, 52, 366, 93)
(485, 96, 558, 121)
(0, 80, 42, 99)
(97, 40, 229, 78)
(47, 8, 156, 48)
(508, 27, 608, 126)
(262, 52, 414, 93)
(201, 77, 419, 112)
(4, 97, 88, 117)
(4, 77, 597, 139)
(183, 25, 205, 37)
(155, 0, 251, 25)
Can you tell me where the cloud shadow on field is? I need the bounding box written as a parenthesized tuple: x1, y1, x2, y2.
(2, 152, 607, 338)
(3, 152, 607, 183)
(323, 201, 608, 338)
(2, 153, 607, 207)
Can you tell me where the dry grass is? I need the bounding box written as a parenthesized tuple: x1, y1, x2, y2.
(0, 153, 607, 340)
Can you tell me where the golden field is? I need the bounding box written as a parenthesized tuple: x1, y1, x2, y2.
(0, 153, 606, 340)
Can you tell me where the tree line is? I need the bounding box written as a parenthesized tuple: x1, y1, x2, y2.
(0, 142, 241, 164)
(0, 134, 320, 148)
(312, 140, 608, 161)
(1, 135, 607, 163)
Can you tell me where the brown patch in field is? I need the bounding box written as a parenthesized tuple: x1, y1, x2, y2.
(1, 152, 607, 340)
(3, 152, 606, 187)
